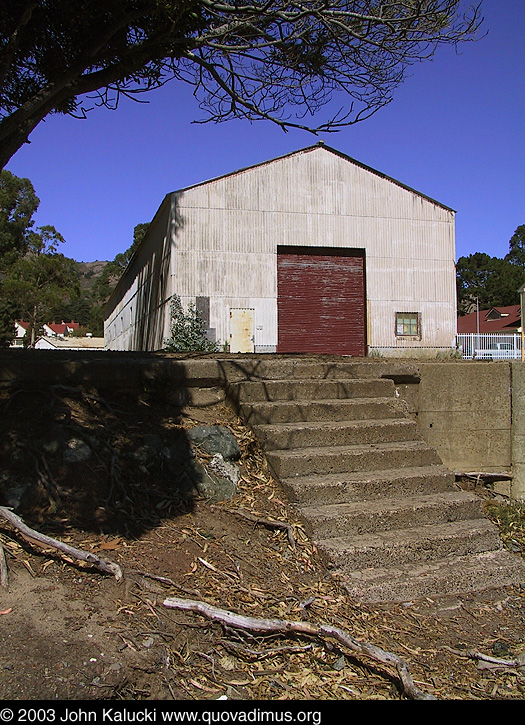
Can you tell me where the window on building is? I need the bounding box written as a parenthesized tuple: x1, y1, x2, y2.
(396, 312, 421, 338)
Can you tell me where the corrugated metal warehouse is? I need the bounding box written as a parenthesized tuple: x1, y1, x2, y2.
(104, 143, 457, 356)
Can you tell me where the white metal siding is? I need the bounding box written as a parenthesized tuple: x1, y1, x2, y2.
(105, 146, 456, 354)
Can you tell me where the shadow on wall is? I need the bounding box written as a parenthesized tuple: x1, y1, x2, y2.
(0, 350, 212, 540)
(131, 194, 185, 351)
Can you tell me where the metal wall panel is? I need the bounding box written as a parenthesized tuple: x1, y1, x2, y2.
(277, 248, 366, 355)
(105, 146, 457, 354)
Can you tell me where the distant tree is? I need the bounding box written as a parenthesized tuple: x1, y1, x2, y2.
(1, 228, 80, 346)
(0, 1, 483, 169)
(0, 169, 82, 344)
(456, 252, 524, 314)
(110, 222, 149, 273)
(92, 222, 150, 306)
(505, 225, 525, 268)
(49, 293, 95, 329)
(0, 297, 16, 348)
(0, 169, 39, 264)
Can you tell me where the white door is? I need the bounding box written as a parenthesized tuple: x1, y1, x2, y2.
(230, 308, 255, 353)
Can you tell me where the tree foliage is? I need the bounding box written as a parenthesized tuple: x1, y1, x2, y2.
(0, 296, 16, 348)
(456, 226, 525, 314)
(0, 1, 483, 169)
(164, 294, 218, 352)
(91, 222, 149, 306)
(1, 228, 80, 345)
(0, 169, 39, 263)
(0, 169, 80, 344)
(505, 224, 525, 268)
(0, 169, 152, 343)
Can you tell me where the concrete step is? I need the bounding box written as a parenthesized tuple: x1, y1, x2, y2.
(226, 362, 525, 604)
(253, 418, 419, 451)
(280, 465, 456, 505)
(220, 358, 421, 383)
(337, 549, 525, 603)
(298, 491, 484, 539)
(316, 518, 502, 571)
(267, 440, 442, 479)
(228, 377, 395, 404)
(240, 397, 404, 425)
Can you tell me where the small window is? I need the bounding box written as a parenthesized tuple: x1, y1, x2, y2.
(396, 312, 421, 338)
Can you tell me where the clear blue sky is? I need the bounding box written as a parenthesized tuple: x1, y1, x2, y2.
(5, 1, 525, 264)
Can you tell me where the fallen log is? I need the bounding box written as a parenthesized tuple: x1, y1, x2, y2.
(163, 595, 436, 701)
(0, 506, 122, 581)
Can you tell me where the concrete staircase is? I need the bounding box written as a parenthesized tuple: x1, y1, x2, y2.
(226, 359, 525, 603)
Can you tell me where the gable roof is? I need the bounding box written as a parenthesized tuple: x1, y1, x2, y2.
(44, 321, 80, 335)
(106, 143, 454, 316)
(457, 305, 521, 333)
(35, 336, 104, 349)
(170, 142, 455, 213)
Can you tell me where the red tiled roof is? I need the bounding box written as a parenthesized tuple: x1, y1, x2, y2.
(45, 321, 80, 335)
(457, 305, 521, 333)
(16, 320, 81, 336)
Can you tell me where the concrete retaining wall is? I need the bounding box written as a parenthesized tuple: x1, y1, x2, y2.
(1, 351, 523, 501)
(511, 362, 525, 501)
(416, 362, 512, 474)
(400, 361, 524, 501)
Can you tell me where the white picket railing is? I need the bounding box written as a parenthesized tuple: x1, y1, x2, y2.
(456, 333, 522, 360)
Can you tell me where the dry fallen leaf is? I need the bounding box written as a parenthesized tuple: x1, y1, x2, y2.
(98, 539, 122, 551)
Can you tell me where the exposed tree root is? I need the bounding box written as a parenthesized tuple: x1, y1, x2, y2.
(445, 646, 525, 670)
(0, 543, 8, 587)
(0, 506, 122, 580)
(163, 595, 436, 701)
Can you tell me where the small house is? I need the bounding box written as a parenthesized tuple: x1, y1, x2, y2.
(42, 321, 80, 338)
(34, 336, 105, 350)
(11, 320, 30, 347)
(457, 305, 521, 334)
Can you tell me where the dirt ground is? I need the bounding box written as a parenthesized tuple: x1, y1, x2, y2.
(0, 379, 524, 702)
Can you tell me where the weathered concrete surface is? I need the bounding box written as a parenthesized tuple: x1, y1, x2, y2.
(415, 362, 512, 476)
(0, 350, 225, 407)
(225, 358, 525, 602)
(511, 362, 525, 501)
(1, 351, 522, 499)
(2, 349, 524, 601)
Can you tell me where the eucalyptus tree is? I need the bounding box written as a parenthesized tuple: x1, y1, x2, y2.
(1, 227, 80, 345)
(0, 169, 78, 345)
(1, 1, 483, 168)
(0, 168, 39, 262)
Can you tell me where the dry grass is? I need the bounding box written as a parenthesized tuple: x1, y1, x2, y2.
(485, 500, 525, 558)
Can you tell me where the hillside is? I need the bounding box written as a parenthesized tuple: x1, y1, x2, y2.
(75, 260, 111, 292)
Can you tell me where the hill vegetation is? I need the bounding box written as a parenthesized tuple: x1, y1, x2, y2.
(457, 225, 525, 314)
(0, 168, 146, 345)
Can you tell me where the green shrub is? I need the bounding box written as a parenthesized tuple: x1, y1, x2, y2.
(164, 294, 218, 353)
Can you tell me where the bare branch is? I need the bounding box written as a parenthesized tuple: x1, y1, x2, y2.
(163, 595, 437, 700)
(0, 506, 123, 580)
(0, 1, 484, 168)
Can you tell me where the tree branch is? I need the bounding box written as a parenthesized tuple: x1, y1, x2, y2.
(163, 595, 437, 700)
(0, 506, 123, 580)
(0, 0, 484, 168)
